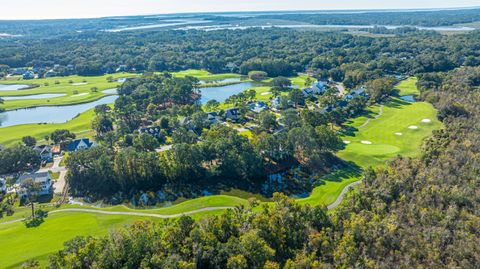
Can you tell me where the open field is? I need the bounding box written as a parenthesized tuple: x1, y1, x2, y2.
(172, 69, 241, 81)
(338, 98, 441, 168)
(0, 108, 96, 146)
(395, 77, 419, 96)
(0, 73, 136, 110)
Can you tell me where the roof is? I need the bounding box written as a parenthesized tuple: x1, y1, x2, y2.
(17, 172, 50, 184)
(34, 145, 52, 155)
(67, 138, 94, 152)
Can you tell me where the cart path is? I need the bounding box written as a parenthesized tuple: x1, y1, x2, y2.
(327, 180, 363, 210)
(358, 104, 383, 128)
(0, 206, 234, 225)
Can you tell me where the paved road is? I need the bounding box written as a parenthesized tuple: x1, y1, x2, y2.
(0, 206, 234, 225)
(327, 180, 363, 210)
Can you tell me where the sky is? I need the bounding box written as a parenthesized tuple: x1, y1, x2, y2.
(0, 0, 479, 20)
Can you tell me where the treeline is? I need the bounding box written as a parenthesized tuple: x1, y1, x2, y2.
(2, 29, 480, 87)
(49, 67, 480, 268)
(256, 8, 480, 27)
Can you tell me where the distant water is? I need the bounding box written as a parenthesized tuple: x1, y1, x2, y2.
(176, 24, 476, 32)
(0, 95, 118, 127)
(105, 20, 210, 32)
(199, 78, 241, 84)
(0, 84, 30, 91)
(1, 93, 66, 100)
(199, 82, 257, 104)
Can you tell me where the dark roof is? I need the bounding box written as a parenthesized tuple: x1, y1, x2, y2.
(67, 138, 94, 152)
(17, 172, 50, 184)
(34, 145, 52, 155)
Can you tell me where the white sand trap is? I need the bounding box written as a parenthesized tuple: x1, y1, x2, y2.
(361, 140, 372, 145)
(260, 92, 271, 95)
(71, 93, 89, 97)
(343, 140, 351, 144)
(395, 132, 403, 136)
(421, 119, 431, 123)
(72, 83, 88, 86)
(408, 125, 418, 130)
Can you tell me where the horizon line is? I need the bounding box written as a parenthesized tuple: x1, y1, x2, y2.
(1, 5, 479, 21)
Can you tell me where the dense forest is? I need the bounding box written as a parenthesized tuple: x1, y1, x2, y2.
(2, 28, 480, 89)
(48, 67, 479, 268)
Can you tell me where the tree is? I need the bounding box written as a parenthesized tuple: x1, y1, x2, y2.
(288, 89, 305, 107)
(50, 129, 76, 145)
(248, 71, 268, 81)
(366, 78, 395, 103)
(280, 109, 301, 130)
(0, 145, 40, 174)
(271, 76, 292, 88)
(22, 136, 37, 147)
(258, 110, 278, 132)
(133, 134, 159, 152)
(19, 179, 42, 218)
(205, 99, 220, 111)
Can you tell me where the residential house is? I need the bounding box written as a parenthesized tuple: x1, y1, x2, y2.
(302, 88, 314, 97)
(11, 68, 26, 76)
(139, 126, 162, 138)
(67, 138, 96, 152)
(312, 81, 328, 94)
(270, 96, 281, 110)
(206, 112, 220, 125)
(22, 71, 35, 80)
(344, 86, 368, 101)
(224, 108, 240, 122)
(16, 172, 53, 197)
(0, 178, 6, 194)
(248, 101, 268, 113)
(33, 145, 53, 162)
(45, 69, 57, 78)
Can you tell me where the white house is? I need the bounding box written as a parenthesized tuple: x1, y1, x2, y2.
(16, 172, 53, 197)
(312, 81, 328, 94)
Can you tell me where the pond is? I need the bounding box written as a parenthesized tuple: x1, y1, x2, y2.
(199, 78, 241, 84)
(0, 84, 30, 91)
(102, 88, 118, 94)
(1, 93, 66, 100)
(0, 95, 118, 128)
(400, 95, 416, 102)
(199, 82, 257, 104)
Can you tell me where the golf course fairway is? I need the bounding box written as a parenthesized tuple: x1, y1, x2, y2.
(0, 78, 442, 268)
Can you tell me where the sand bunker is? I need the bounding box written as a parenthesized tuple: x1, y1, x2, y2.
(72, 82, 88, 86)
(71, 93, 89, 97)
(343, 140, 351, 144)
(421, 119, 431, 123)
(408, 125, 418, 130)
(260, 92, 271, 96)
(361, 140, 372, 145)
(395, 132, 403, 136)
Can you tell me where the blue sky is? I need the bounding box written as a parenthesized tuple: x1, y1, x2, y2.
(1, 0, 479, 20)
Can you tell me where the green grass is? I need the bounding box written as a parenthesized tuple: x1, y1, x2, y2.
(172, 69, 240, 81)
(395, 77, 419, 96)
(0, 73, 136, 110)
(0, 76, 442, 267)
(338, 97, 441, 168)
(0, 108, 97, 147)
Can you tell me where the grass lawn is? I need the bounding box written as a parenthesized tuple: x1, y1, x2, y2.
(0, 78, 442, 267)
(338, 97, 441, 168)
(395, 77, 419, 96)
(172, 69, 240, 81)
(0, 107, 97, 147)
(0, 73, 136, 110)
